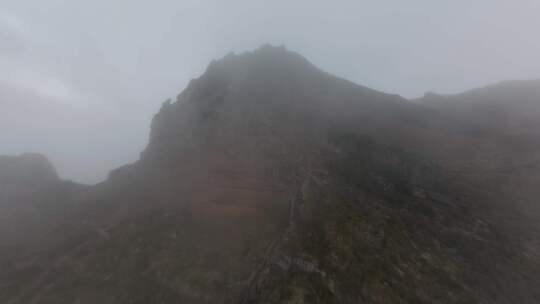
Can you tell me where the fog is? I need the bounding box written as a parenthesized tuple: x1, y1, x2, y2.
(1, 0, 540, 184)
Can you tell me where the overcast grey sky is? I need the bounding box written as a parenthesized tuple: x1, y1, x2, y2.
(1, 0, 540, 184)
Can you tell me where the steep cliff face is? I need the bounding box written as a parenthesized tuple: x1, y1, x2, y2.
(1, 46, 539, 303)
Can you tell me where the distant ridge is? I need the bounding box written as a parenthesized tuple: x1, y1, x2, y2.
(0, 153, 59, 184)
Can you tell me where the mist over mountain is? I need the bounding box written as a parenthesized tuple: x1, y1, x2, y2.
(0, 82, 149, 184)
(3, 0, 540, 185)
(1, 46, 540, 303)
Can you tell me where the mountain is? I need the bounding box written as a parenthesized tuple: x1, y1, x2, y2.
(0, 153, 59, 185)
(419, 79, 540, 132)
(1, 45, 539, 303)
(418, 79, 540, 180)
(0, 154, 85, 260)
(419, 80, 540, 264)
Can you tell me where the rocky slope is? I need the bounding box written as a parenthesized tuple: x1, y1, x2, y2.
(419, 80, 540, 271)
(1, 46, 539, 303)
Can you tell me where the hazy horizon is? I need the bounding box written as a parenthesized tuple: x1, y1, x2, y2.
(2, 0, 540, 184)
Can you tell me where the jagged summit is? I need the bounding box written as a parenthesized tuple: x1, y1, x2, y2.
(143, 44, 417, 163)
(172, 45, 325, 109)
(208, 44, 313, 66)
(203, 44, 320, 80)
(173, 44, 387, 107)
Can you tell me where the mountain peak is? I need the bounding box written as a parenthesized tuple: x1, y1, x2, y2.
(0, 153, 59, 184)
(197, 44, 321, 87)
(208, 44, 309, 67)
(144, 45, 411, 163)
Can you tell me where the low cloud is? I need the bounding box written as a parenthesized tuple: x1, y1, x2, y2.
(1, 0, 540, 183)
